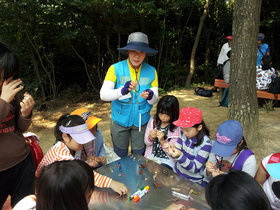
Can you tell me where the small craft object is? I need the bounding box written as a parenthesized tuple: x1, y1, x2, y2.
(171, 187, 181, 191)
(154, 182, 162, 188)
(171, 191, 192, 201)
(153, 171, 158, 181)
(141, 163, 148, 168)
(163, 168, 169, 175)
(139, 170, 144, 175)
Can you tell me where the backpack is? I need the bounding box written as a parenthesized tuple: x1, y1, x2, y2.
(256, 66, 275, 90)
(194, 87, 213, 97)
(268, 76, 280, 94)
(219, 88, 229, 107)
(24, 132, 44, 170)
(233, 149, 254, 170)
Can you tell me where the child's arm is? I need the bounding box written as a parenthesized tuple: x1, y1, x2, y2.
(93, 171, 127, 195)
(144, 117, 156, 145)
(255, 163, 268, 187)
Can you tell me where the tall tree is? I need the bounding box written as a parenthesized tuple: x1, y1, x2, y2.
(185, 0, 209, 87)
(229, 0, 262, 148)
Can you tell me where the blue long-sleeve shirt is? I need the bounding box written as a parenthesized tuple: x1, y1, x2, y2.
(174, 132, 212, 184)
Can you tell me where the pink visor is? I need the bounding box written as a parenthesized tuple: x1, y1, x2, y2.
(59, 123, 95, 144)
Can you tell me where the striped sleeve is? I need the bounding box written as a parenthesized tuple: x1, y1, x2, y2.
(93, 171, 112, 188)
(89, 191, 109, 204)
(177, 139, 212, 173)
(35, 145, 73, 177)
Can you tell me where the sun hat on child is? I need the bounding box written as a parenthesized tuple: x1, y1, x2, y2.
(71, 108, 101, 130)
(258, 33, 265, 40)
(226, 36, 233, 39)
(266, 153, 280, 179)
(117, 32, 158, 56)
(59, 123, 95, 144)
(211, 120, 243, 157)
(173, 107, 202, 127)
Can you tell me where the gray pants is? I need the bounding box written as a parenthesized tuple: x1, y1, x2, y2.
(111, 120, 147, 157)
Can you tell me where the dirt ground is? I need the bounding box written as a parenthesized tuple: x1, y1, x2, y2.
(29, 89, 280, 165)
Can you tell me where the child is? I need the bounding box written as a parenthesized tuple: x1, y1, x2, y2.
(255, 152, 280, 209)
(166, 107, 212, 187)
(205, 120, 257, 182)
(144, 95, 181, 170)
(14, 160, 94, 210)
(206, 170, 271, 210)
(256, 55, 275, 90)
(35, 114, 127, 195)
(0, 41, 35, 208)
(71, 108, 107, 167)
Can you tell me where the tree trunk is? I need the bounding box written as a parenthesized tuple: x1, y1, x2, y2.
(229, 0, 262, 149)
(185, 0, 209, 87)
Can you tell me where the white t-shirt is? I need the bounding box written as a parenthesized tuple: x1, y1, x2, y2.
(262, 154, 280, 209)
(217, 42, 231, 65)
(13, 195, 36, 210)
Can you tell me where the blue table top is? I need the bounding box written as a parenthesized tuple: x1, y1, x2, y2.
(88, 154, 210, 210)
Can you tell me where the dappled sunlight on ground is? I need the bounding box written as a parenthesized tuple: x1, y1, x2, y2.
(29, 89, 280, 164)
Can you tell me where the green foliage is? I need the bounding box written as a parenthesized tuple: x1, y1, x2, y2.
(0, 0, 278, 105)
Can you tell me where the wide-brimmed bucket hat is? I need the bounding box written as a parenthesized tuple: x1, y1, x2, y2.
(117, 32, 158, 56)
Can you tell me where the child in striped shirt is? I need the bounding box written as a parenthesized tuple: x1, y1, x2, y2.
(35, 114, 127, 195)
(166, 107, 212, 187)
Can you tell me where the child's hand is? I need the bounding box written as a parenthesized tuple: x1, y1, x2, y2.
(86, 156, 99, 168)
(156, 130, 165, 143)
(149, 128, 157, 140)
(1, 78, 24, 104)
(109, 180, 128, 195)
(206, 161, 217, 176)
(95, 156, 106, 165)
(167, 146, 182, 158)
(212, 169, 223, 177)
(165, 203, 186, 210)
(20, 92, 35, 119)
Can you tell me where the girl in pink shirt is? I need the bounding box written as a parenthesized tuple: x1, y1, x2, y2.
(144, 95, 181, 170)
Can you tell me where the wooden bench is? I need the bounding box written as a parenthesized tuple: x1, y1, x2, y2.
(214, 79, 279, 103)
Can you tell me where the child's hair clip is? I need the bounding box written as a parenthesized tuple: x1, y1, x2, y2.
(65, 120, 72, 127)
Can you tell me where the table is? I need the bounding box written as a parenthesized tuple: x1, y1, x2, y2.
(88, 154, 210, 210)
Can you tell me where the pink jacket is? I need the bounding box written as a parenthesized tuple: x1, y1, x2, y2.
(144, 117, 181, 160)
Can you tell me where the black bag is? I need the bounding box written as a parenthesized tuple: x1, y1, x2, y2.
(194, 87, 213, 97)
(268, 76, 280, 94)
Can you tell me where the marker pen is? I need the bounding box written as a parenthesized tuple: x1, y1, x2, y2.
(171, 191, 190, 200)
(118, 162, 122, 172)
(129, 187, 144, 200)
